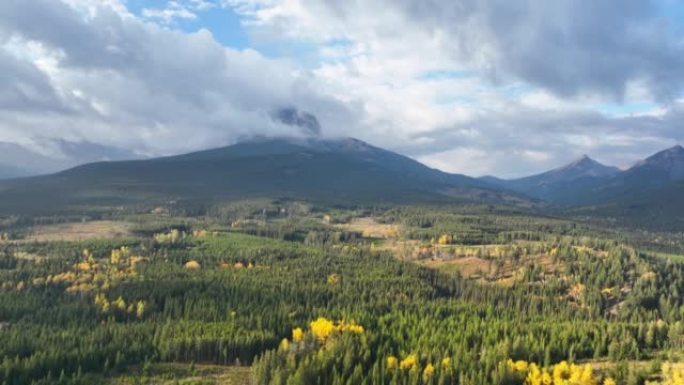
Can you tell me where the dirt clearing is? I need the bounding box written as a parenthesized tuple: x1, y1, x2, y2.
(26, 220, 134, 241)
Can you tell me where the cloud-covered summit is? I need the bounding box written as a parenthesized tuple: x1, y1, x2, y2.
(0, 0, 356, 172)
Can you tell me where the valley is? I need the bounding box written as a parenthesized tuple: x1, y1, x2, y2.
(4, 1, 684, 383)
(0, 138, 684, 385)
(1, 198, 684, 384)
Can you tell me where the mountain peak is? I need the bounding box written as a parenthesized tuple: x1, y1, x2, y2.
(643, 144, 684, 162)
(665, 144, 684, 154)
(0, 135, 517, 213)
(558, 154, 614, 174)
(631, 144, 684, 181)
(569, 154, 593, 165)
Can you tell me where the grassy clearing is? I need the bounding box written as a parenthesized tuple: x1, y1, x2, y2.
(646, 250, 684, 263)
(25, 220, 134, 242)
(334, 217, 400, 239)
(106, 363, 252, 385)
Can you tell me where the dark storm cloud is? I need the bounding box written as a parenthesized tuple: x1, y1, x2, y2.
(272, 107, 322, 136)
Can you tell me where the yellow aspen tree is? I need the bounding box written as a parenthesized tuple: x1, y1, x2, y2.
(423, 363, 435, 381)
(292, 328, 304, 343)
(387, 356, 398, 370)
(310, 317, 335, 342)
(400, 354, 417, 370)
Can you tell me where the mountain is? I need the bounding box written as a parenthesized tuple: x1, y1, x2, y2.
(485, 145, 684, 206)
(571, 145, 684, 227)
(484, 155, 620, 203)
(0, 140, 142, 178)
(476, 145, 684, 228)
(0, 137, 523, 214)
(0, 163, 32, 180)
(621, 145, 684, 186)
(568, 145, 684, 205)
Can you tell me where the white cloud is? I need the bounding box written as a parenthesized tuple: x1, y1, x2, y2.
(225, 0, 684, 176)
(142, 6, 197, 23)
(0, 0, 360, 170)
(0, 0, 683, 178)
(141, 0, 224, 23)
(417, 147, 496, 176)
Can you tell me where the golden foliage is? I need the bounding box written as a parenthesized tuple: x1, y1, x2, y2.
(281, 317, 366, 346)
(423, 363, 435, 380)
(437, 234, 452, 245)
(310, 317, 336, 342)
(337, 320, 364, 334)
(508, 359, 598, 385)
(278, 338, 290, 352)
(399, 354, 417, 370)
(512, 360, 529, 372)
(94, 293, 107, 306)
(184, 260, 201, 270)
(52, 272, 76, 284)
(110, 246, 130, 265)
(192, 229, 208, 238)
(600, 287, 614, 297)
(568, 283, 586, 300)
(387, 356, 398, 370)
(82, 249, 94, 261)
(441, 357, 452, 369)
(65, 283, 96, 293)
(662, 363, 684, 385)
(129, 256, 145, 268)
(76, 261, 92, 272)
(327, 273, 340, 285)
(113, 296, 127, 311)
(154, 229, 184, 244)
(292, 327, 304, 343)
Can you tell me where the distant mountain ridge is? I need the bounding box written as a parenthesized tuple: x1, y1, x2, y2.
(625, 145, 684, 184)
(0, 136, 524, 214)
(0, 163, 32, 180)
(1, 136, 683, 229)
(482, 155, 620, 203)
(548, 155, 621, 180)
(0, 140, 141, 177)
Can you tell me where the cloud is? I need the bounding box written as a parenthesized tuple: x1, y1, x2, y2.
(141, 1, 221, 23)
(0, 0, 683, 178)
(402, 100, 684, 176)
(232, 0, 684, 101)
(0, 48, 63, 112)
(272, 107, 321, 136)
(142, 6, 197, 23)
(0, 0, 359, 172)
(225, 0, 684, 176)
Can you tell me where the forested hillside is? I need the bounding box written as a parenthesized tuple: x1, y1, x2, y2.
(0, 138, 521, 215)
(1, 202, 683, 384)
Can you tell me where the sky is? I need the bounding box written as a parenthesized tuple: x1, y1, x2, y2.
(1, 0, 684, 177)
